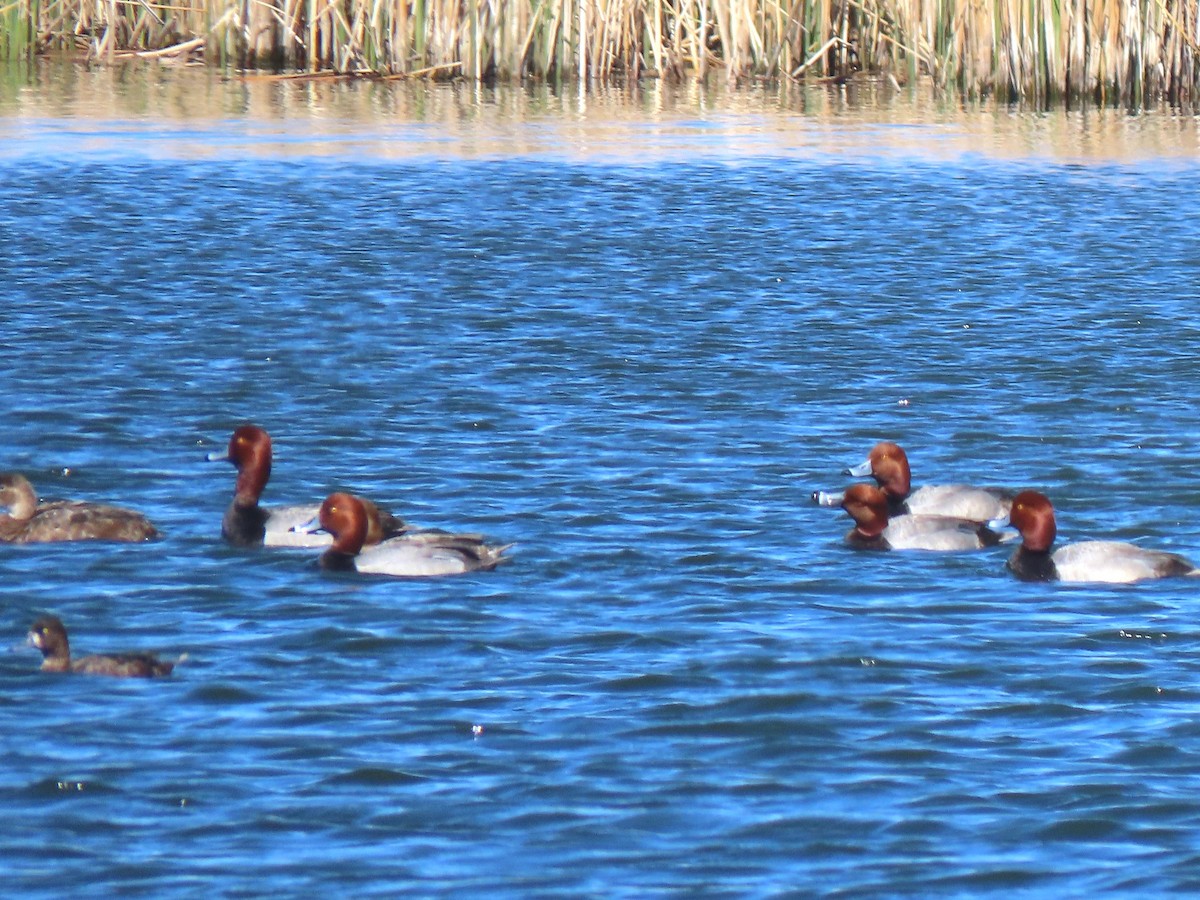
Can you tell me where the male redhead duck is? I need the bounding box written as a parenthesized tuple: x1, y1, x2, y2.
(28, 615, 179, 677)
(815, 441, 1013, 523)
(208, 424, 406, 548)
(304, 492, 511, 577)
(990, 490, 1199, 584)
(0, 473, 160, 543)
(835, 483, 1005, 551)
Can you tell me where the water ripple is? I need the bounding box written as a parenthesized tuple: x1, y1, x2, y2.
(1, 112, 1200, 895)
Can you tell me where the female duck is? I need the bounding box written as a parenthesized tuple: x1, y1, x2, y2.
(990, 490, 1199, 584)
(208, 424, 405, 548)
(0, 473, 160, 543)
(835, 483, 1004, 551)
(306, 492, 511, 577)
(822, 441, 1013, 522)
(28, 615, 178, 677)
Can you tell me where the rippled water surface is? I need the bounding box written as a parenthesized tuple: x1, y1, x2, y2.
(4, 64, 1200, 896)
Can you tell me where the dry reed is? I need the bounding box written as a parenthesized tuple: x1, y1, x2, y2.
(4, 0, 1198, 106)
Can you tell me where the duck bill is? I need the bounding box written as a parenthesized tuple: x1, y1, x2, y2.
(811, 490, 844, 507)
(844, 459, 873, 477)
(205, 449, 231, 463)
(291, 515, 325, 535)
(986, 514, 1017, 540)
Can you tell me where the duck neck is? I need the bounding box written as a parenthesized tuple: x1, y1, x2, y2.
(1021, 518, 1056, 554)
(234, 456, 270, 507)
(847, 529, 890, 551)
(852, 519, 886, 539)
(329, 518, 368, 557)
(847, 502, 888, 539)
(223, 502, 268, 546)
(1009, 547, 1058, 582)
(40, 643, 71, 672)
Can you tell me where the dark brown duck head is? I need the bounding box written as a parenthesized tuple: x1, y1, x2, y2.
(28, 615, 72, 672)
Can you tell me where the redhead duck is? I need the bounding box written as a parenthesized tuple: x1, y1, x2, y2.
(817, 441, 1013, 522)
(835, 483, 1004, 551)
(208, 424, 406, 548)
(304, 492, 511, 577)
(990, 490, 1199, 583)
(28, 615, 178, 677)
(0, 473, 160, 543)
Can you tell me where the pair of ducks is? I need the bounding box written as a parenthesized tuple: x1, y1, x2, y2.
(15, 424, 512, 678)
(817, 441, 1199, 584)
(209, 425, 511, 577)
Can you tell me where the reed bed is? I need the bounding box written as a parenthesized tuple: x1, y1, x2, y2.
(3, 0, 1198, 106)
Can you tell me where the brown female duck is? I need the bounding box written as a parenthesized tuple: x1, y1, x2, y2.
(0, 473, 160, 543)
(28, 615, 178, 677)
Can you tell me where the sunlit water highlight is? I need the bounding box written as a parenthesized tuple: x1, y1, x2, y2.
(2, 63, 1200, 896)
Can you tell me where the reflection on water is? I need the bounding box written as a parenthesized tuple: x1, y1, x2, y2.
(1, 60, 1200, 162)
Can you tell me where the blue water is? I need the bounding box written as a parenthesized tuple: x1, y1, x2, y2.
(3, 75, 1200, 896)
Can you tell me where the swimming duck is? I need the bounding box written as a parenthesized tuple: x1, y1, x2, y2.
(304, 492, 511, 577)
(815, 441, 1013, 522)
(208, 424, 406, 548)
(990, 490, 1199, 583)
(0, 473, 160, 543)
(835, 483, 1005, 551)
(28, 615, 178, 677)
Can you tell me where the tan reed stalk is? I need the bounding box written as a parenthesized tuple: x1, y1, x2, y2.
(466, 0, 477, 79)
(742, 0, 764, 70)
(558, 0, 571, 80)
(683, 0, 697, 73)
(1167, 0, 1198, 104)
(491, 0, 506, 77)
(708, 0, 728, 74)
(533, 0, 558, 76)
(517, 0, 535, 74)
(771, 0, 787, 70)
(645, 0, 660, 72)
(409, 0, 423, 62)
(513, 0, 545, 76)
(597, 0, 616, 77)
(587, 0, 603, 77)
(390, 0, 406, 70)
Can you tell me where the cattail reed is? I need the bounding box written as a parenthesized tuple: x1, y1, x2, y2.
(6, 0, 1200, 106)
